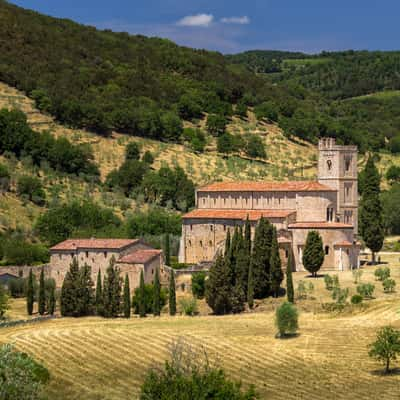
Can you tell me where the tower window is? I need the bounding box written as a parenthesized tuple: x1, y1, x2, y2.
(188, 240, 192, 247)
(200, 240, 203, 247)
(327, 160, 332, 170)
(325, 246, 330, 255)
(345, 156, 351, 172)
(223, 225, 226, 231)
(210, 225, 213, 231)
(209, 240, 212, 246)
(327, 207, 334, 222)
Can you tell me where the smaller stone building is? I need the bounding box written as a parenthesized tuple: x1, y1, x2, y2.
(49, 238, 167, 292)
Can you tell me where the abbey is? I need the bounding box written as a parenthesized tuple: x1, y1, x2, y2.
(179, 138, 359, 271)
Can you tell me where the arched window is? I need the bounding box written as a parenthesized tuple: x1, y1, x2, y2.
(325, 246, 330, 255)
(327, 160, 332, 170)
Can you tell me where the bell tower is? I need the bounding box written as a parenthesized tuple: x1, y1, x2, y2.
(318, 138, 358, 234)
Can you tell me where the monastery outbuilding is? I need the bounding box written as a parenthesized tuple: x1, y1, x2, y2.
(179, 138, 359, 271)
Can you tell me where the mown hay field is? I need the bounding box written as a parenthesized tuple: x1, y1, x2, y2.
(2, 258, 400, 400)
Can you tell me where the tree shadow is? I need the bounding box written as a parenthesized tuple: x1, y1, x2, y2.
(275, 332, 300, 340)
(370, 368, 400, 376)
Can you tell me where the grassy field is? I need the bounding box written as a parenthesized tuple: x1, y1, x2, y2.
(1, 255, 400, 400)
(347, 90, 400, 101)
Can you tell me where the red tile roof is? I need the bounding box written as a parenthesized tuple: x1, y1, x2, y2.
(50, 239, 139, 251)
(288, 222, 353, 229)
(334, 241, 354, 247)
(118, 249, 162, 264)
(183, 209, 296, 221)
(198, 181, 335, 193)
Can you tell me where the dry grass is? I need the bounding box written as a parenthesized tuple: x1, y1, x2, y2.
(1, 257, 400, 400)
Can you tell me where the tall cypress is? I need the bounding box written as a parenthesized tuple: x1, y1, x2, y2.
(244, 216, 252, 256)
(270, 228, 283, 298)
(38, 267, 46, 315)
(359, 156, 384, 264)
(123, 274, 131, 318)
(26, 268, 34, 316)
(78, 263, 94, 316)
(139, 270, 146, 318)
(153, 267, 161, 316)
(164, 234, 171, 266)
(60, 257, 80, 317)
(286, 248, 295, 303)
(103, 257, 122, 318)
(95, 270, 103, 316)
(303, 230, 324, 277)
(48, 282, 56, 315)
(247, 262, 254, 309)
(235, 234, 249, 294)
(224, 229, 231, 257)
(169, 269, 176, 316)
(251, 217, 274, 298)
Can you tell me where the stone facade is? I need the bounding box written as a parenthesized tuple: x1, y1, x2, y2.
(49, 239, 166, 292)
(179, 138, 359, 271)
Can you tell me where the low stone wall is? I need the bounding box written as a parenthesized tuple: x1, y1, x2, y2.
(0, 264, 50, 279)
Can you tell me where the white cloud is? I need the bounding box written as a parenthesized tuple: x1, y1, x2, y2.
(176, 14, 214, 27)
(220, 16, 250, 25)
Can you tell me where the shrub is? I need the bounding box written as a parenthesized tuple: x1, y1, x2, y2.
(357, 283, 375, 299)
(383, 278, 396, 293)
(324, 274, 333, 290)
(275, 302, 299, 337)
(142, 150, 154, 165)
(332, 287, 349, 305)
(140, 339, 257, 399)
(8, 278, 25, 298)
(17, 175, 46, 206)
(132, 284, 167, 315)
(0, 163, 10, 193)
(191, 272, 206, 299)
(179, 296, 198, 316)
(352, 269, 363, 284)
(0, 343, 50, 399)
(206, 114, 227, 136)
(2, 238, 49, 266)
(0, 284, 9, 320)
(374, 267, 390, 281)
(351, 294, 363, 304)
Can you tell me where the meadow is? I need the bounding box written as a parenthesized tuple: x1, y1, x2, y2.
(2, 255, 400, 400)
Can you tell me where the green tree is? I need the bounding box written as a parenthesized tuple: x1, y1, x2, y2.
(303, 230, 324, 277)
(123, 274, 131, 318)
(206, 114, 227, 136)
(169, 270, 176, 316)
(60, 258, 80, 317)
(103, 257, 122, 318)
(164, 234, 171, 266)
(153, 267, 161, 316)
(26, 268, 34, 316)
(251, 217, 273, 298)
(386, 165, 400, 185)
(0, 284, 9, 320)
(139, 270, 146, 318)
(270, 228, 283, 297)
(16, 175, 46, 206)
(0, 163, 10, 194)
(77, 263, 94, 316)
(275, 302, 299, 338)
(286, 249, 295, 303)
(369, 326, 400, 374)
(360, 157, 384, 263)
(125, 142, 141, 161)
(247, 262, 254, 308)
(191, 271, 206, 299)
(95, 270, 103, 316)
(38, 267, 46, 315)
(48, 281, 56, 315)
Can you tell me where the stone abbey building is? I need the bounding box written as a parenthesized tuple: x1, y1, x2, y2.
(179, 138, 359, 271)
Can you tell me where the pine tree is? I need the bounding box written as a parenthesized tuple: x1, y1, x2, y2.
(123, 274, 131, 318)
(247, 262, 254, 308)
(270, 228, 283, 298)
(251, 217, 274, 298)
(153, 267, 161, 316)
(95, 270, 103, 316)
(103, 257, 122, 318)
(244, 215, 252, 256)
(38, 267, 46, 315)
(235, 235, 250, 294)
(78, 263, 94, 316)
(26, 268, 34, 316)
(164, 234, 171, 266)
(60, 257, 80, 316)
(139, 269, 146, 318)
(303, 230, 324, 277)
(205, 252, 232, 315)
(286, 248, 295, 303)
(360, 156, 384, 264)
(169, 269, 176, 316)
(48, 283, 56, 315)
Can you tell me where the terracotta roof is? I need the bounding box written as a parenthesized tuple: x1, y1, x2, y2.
(334, 241, 353, 247)
(198, 181, 336, 193)
(118, 249, 162, 264)
(50, 239, 139, 251)
(288, 222, 353, 229)
(183, 209, 296, 220)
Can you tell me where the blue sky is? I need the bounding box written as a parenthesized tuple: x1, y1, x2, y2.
(10, 0, 400, 54)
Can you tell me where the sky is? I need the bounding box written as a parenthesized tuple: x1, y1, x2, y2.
(9, 0, 400, 54)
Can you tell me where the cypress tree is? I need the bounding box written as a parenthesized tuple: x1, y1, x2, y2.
(103, 257, 122, 318)
(153, 267, 161, 316)
(78, 263, 94, 316)
(303, 230, 324, 277)
(164, 234, 171, 266)
(26, 268, 34, 316)
(169, 269, 176, 316)
(224, 229, 231, 257)
(60, 257, 80, 317)
(123, 274, 131, 318)
(38, 267, 46, 315)
(286, 248, 295, 303)
(235, 235, 249, 294)
(251, 217, 274, 298)
(95, 270, 103, 316)
(244, 216, 252, 256)
(270, 228, 283, 298)
(359, 156, 384, 264)
(247, 262, 254, 308)
(139, 270, 146, 318)
(48, 283, 56, 315)
(205, 252, 232, 315)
